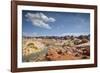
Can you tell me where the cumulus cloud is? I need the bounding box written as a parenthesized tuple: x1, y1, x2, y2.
(25, 12, 56, 29)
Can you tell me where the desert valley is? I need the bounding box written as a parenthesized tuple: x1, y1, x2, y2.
(22, 35, 90, 62)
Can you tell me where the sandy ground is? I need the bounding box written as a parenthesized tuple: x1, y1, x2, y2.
(22, 37, 90, 62)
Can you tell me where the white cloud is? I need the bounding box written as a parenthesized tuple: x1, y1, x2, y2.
(61, 32, 89, 36)
(25, 12, 56, 29)
(23, 32, 39, 37)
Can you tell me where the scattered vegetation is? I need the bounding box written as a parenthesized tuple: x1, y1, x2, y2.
(22, 35, 90, 62)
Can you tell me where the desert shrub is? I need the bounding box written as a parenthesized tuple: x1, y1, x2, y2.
(74, 39, 82, 45)
(78, 35, 85, 39)
(27, 43, 37, 49)
(63, 40, 74, 47)
(81, 56, 88, 59)
(75, 53, 80, 57)
(81, 39, 88, 43)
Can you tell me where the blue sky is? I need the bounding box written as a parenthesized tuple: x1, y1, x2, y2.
(22, 10, 90, 36)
